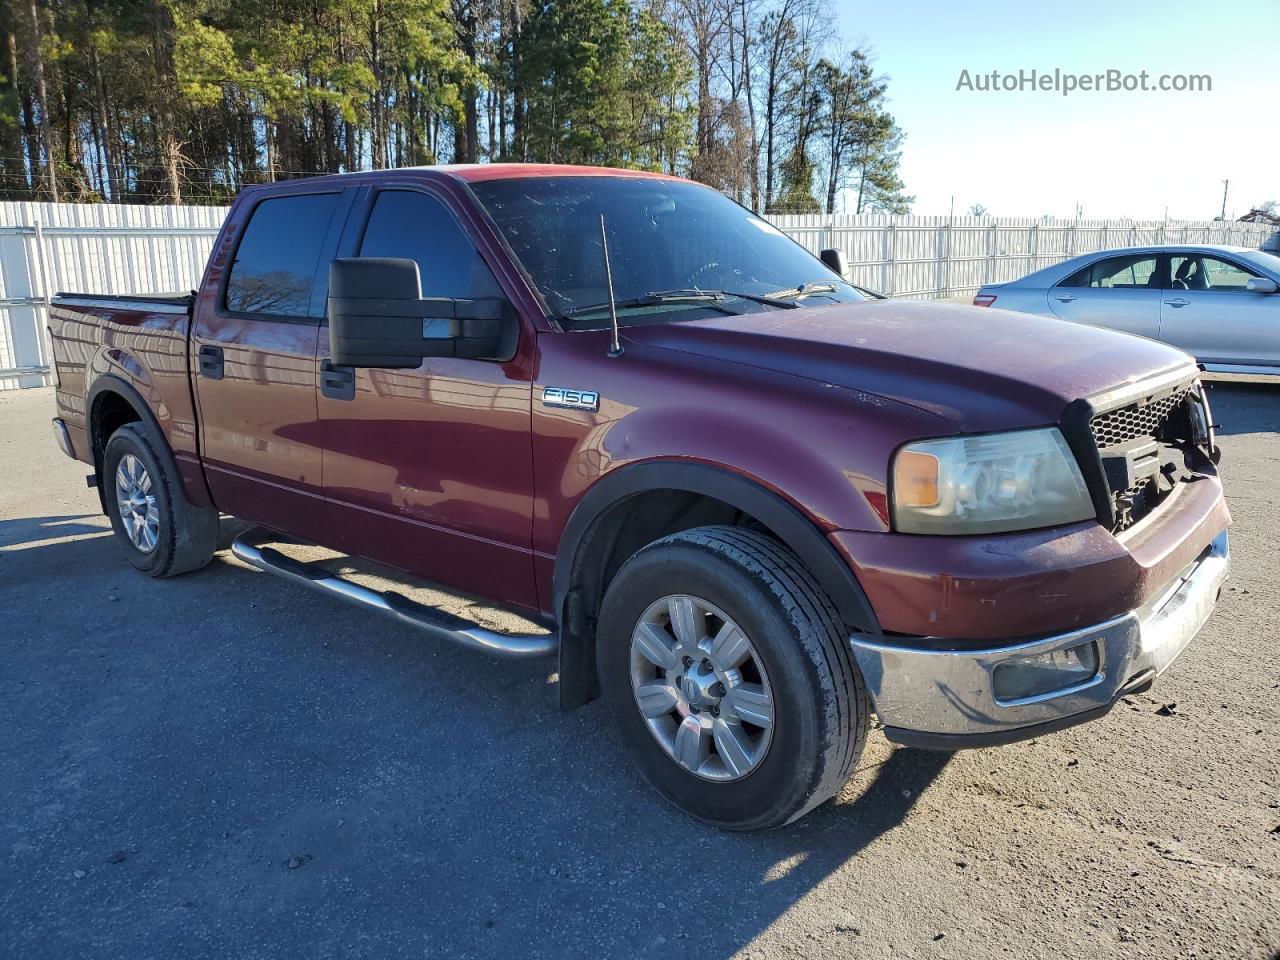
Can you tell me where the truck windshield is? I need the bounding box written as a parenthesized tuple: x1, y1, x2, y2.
(468, 176, 865, 326)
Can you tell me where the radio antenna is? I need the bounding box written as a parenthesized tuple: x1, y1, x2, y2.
(599, 213, 624, 358)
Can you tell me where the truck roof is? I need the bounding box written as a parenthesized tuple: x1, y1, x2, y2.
(436, 163, 686, 183)
(242, 163, 688, 195)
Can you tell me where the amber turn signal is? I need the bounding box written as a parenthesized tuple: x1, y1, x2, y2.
(894, 450, 940, 508)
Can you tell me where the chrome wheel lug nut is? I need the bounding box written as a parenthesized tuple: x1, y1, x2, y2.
(711, 682, 726, 697)
(682, 656, 693, 668)
(701, 659, 712, 671)
(709, 706, 720, 718)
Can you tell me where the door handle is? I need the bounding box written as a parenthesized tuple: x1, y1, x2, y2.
(198, 344, 223, 379)
(320, 359, 355, 401)
(1054, 293, 1076, 303)
(1164, 298, 1190, 308)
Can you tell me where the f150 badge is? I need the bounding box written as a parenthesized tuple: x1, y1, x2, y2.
(542, 386, 600, 412)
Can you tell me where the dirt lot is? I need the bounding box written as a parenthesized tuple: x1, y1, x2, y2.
(1, 383, 1277, 960)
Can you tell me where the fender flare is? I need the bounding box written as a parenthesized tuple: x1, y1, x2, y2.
(554, 460, 881, 633)
(85, 374, 195, 513)
(86, 374, 168, 456)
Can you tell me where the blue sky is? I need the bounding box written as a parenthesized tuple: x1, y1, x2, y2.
(829, 0, 1279, 219)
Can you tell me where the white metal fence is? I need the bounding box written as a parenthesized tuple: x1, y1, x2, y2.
(1, 201, 1275, 390)
(772, 213, 1277, 300)
(0, 202, 225, 390)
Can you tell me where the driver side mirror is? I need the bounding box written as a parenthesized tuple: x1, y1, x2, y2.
(1246, 276, 1278, 294)
(819, 247, 849, 279)
(327, 258, 515, 367)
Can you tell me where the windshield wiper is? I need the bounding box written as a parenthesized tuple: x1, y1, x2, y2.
(560, 288, 796, 323)
(665, 288, 799, 309)
(765, 281, 840, 301)
(561, 291, 737, 323)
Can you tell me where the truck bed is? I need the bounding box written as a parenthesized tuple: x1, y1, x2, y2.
(48, 289, 201, 472)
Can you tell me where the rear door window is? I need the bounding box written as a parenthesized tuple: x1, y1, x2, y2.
(1060, 254, 1159, 289)
(225, 193, 341, 317)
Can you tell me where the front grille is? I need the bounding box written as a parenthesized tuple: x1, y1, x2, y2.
(1090, 386, 1191, 449)
(1087, 380, 1198, 532)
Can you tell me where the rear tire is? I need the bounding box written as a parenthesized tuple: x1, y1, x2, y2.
(596, 525, 869, 830)
(103, 422, 218, 577)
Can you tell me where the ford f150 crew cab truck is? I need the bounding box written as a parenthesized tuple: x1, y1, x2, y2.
(49, 165, 1231, 830)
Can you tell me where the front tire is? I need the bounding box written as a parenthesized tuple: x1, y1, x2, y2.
(103, 422, 218, 577)
(597, 526, 869, 830)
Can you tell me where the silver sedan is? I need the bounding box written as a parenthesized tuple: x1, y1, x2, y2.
(974, 244, 1280, 375)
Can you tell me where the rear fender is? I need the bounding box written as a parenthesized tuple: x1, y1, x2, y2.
(85, 374, 215, 512)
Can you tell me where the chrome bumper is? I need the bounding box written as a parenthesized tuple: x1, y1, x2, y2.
(850, 531, 1229, 748)
(51, 417, 76, 459)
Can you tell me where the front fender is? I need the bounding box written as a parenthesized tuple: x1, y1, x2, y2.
(533, 330, 958, 558)
(535, 330, 961, 621)
(553, 458, 882, 634)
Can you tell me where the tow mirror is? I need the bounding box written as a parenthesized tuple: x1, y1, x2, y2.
(819, 247, 849, 279)
(327, 258, 515, 367)
(1246, 276, 1278, 294)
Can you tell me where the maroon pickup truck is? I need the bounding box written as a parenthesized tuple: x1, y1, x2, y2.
(49, 164, 1230, 829)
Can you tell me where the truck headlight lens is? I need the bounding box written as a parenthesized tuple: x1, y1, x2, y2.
(892, 428, 1094, 534)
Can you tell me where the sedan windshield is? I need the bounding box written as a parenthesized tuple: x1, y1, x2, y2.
(1239, 248, 1280, 278)
(468, 175, 865, 327)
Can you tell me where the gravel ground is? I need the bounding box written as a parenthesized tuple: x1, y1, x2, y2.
(1, 382, 1277, 960)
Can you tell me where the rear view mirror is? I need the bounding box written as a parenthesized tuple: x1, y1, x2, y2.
(819, 247, 849, 279)
(1246, 276, 1278, 294)
(327, 258, 515, 367)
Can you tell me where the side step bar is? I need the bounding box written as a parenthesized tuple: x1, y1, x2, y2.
(230, 529, 557, 659)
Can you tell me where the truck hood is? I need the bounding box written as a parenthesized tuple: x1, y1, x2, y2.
(623, 300, 1195, 433)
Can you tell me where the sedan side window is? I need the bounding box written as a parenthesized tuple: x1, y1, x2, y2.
(1060, 254, 1159, 289)
(1170, 254, 1259, 292)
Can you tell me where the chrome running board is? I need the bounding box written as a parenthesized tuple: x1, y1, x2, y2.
(230, 528, 557, 659)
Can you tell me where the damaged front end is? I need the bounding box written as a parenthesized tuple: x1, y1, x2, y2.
(845, 365, 1231, 749)
(1060, 367, 1221, 535)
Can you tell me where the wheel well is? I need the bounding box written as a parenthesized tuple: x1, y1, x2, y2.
(558, 489, 791, 707)
(87, 389, 143, 514)
(90, 390, 141, 464)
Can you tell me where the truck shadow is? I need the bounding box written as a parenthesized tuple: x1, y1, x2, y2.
(0, 513, 105, 548)
(5, 522, 955, 958)
(756, 744, 954, 870)
(200, 550, 958, 955)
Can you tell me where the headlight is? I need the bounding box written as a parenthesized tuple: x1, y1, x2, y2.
(892, 427, 1094, 535)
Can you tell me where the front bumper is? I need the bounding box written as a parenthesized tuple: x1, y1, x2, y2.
(850, 530, 1229, 749)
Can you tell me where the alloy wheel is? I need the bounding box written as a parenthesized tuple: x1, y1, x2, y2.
(629, 594, 775, 781)
(115, 453, 159, 553)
